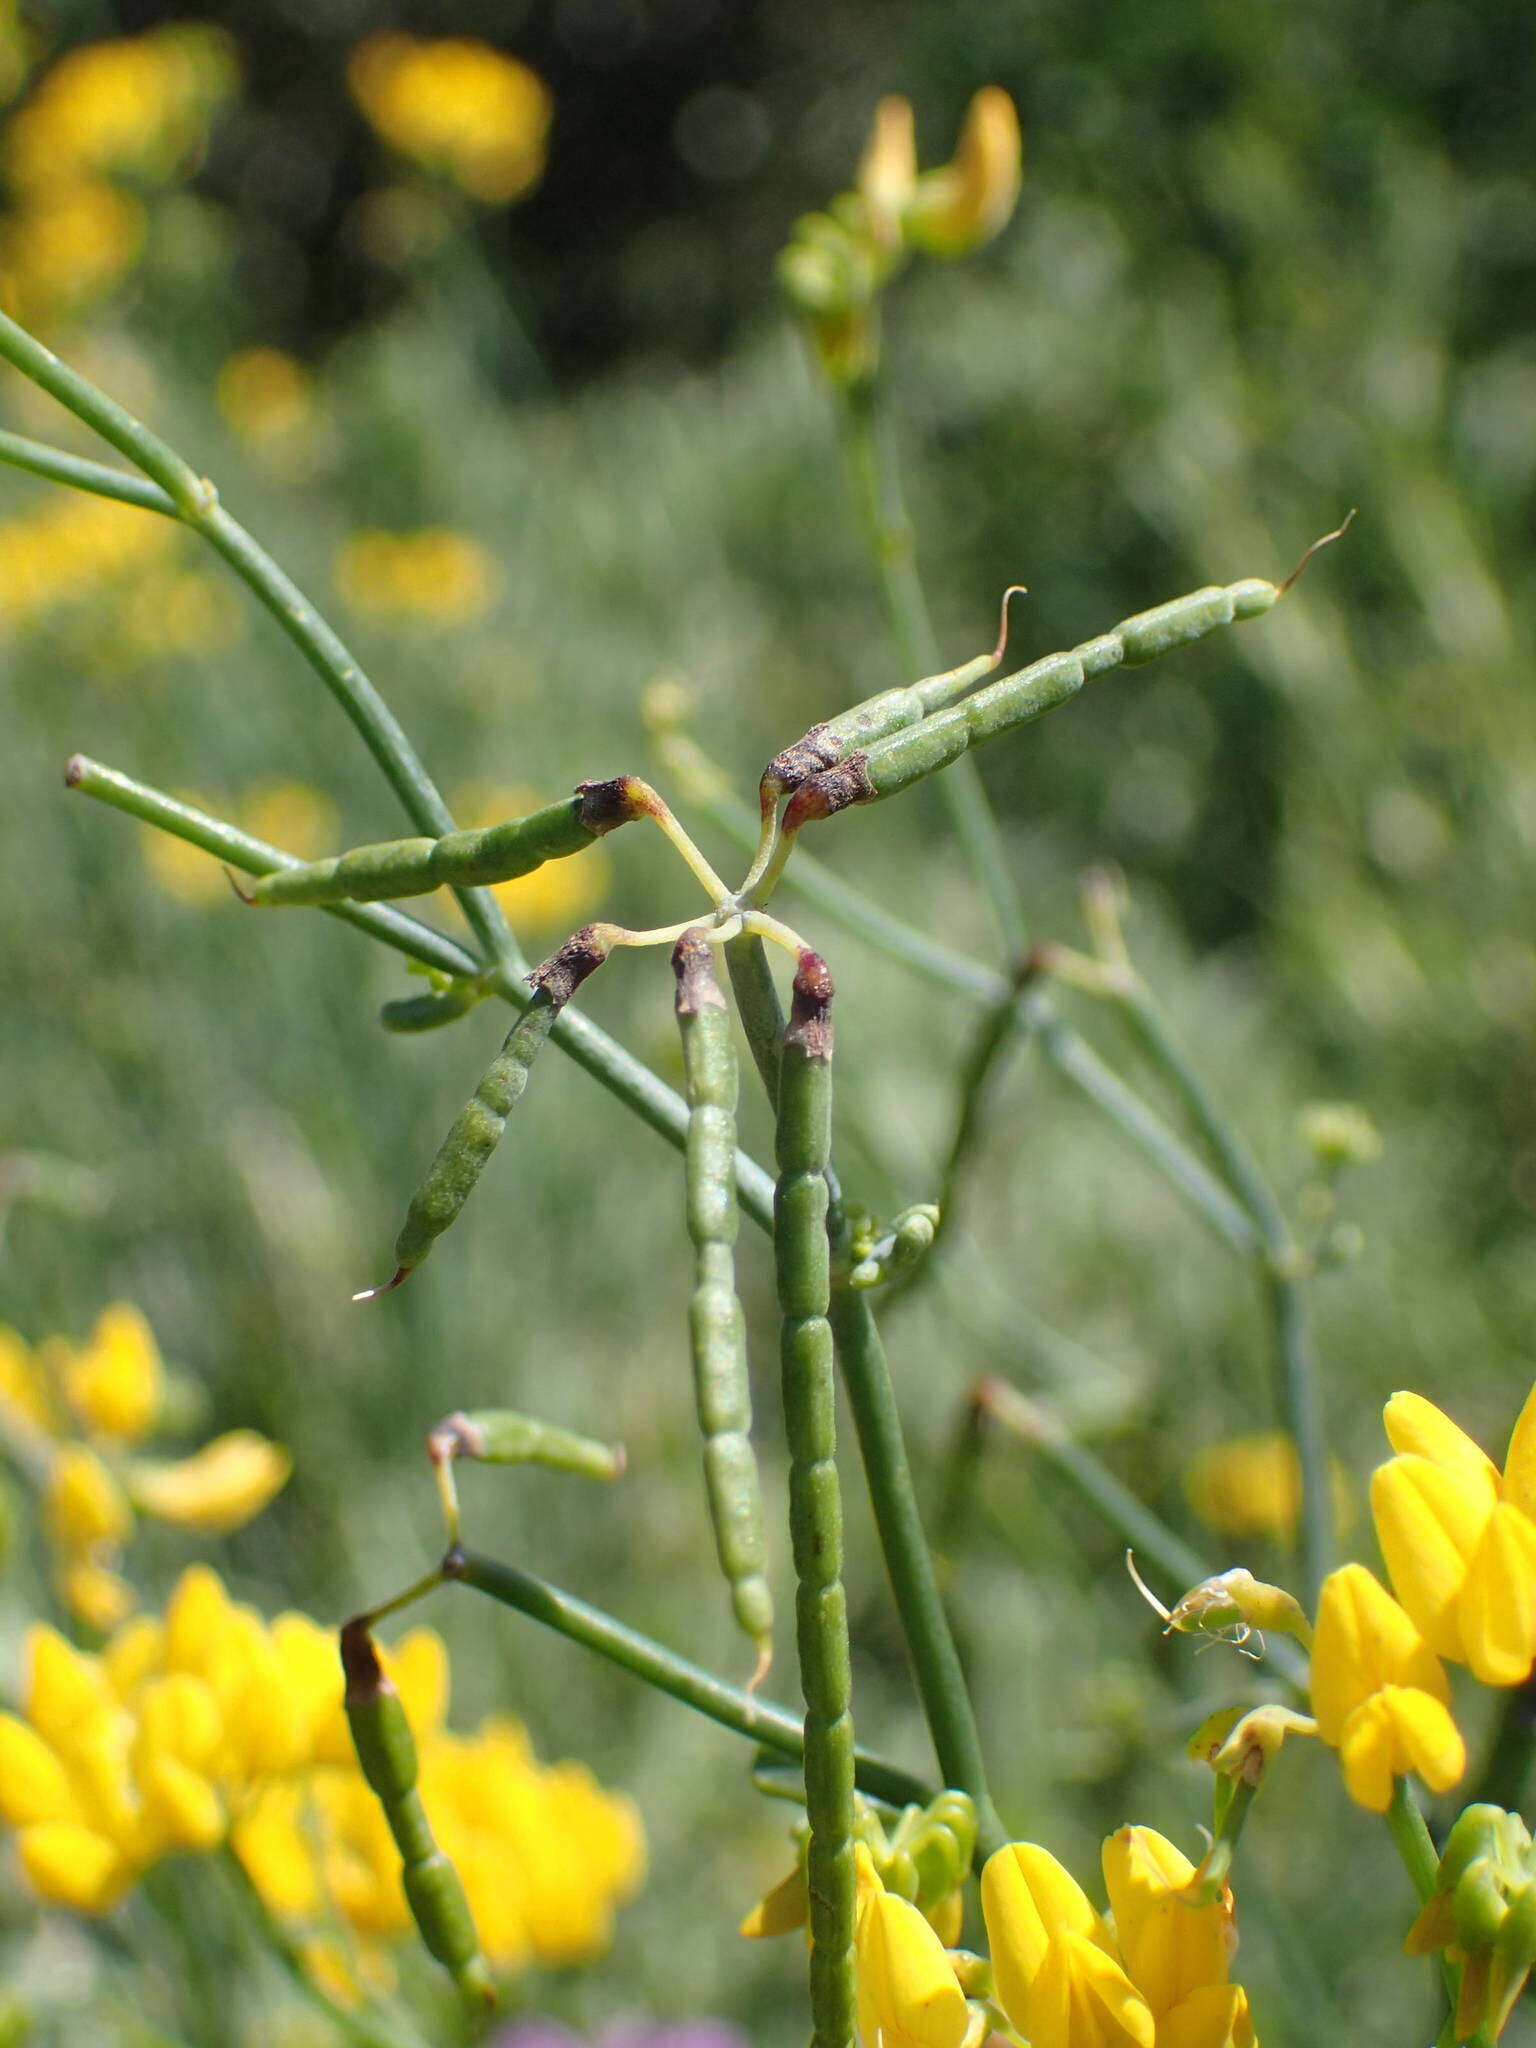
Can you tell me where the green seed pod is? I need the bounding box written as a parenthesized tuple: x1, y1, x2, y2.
(340, 1621, 494, 2004)
(429, 1408, 625, 1482)
(245, 779, 645, 908)
(780, 577, 1283, 832)
(360, 928, 612, 1297)
(380, 979, 486, 1033)
(774, 951, 857, 2048)
(673, 929, 774, 1668)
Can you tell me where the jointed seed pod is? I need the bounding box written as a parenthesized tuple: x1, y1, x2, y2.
(428, 1405, 625, 1542)
(357, 926, 612, 1297)
(340, 1620, 494, 2004)
(242, 779, 648, 908)
(774, 950, 856, 2048)
(780, 576, 1282, 834)
(380, 978, 487, 1034)
(672, 930, 774, 1676)
(759, 587, 1025, 809)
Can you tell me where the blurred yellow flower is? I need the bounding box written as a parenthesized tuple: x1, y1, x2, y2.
(904, 87, 1022, 259)
(1309, 1561, 1465, 1812)
(453, 782, 611, 936)
(0, 1309, 290, 1628)
(108, 566, 244, 666)
(3, 25, 236, 187)
(1372, 1386, 1536, 1686)
(1183, 1434, 1302, 1541)
(125, 1431, 292, 1535)
(0, 495, 176, 630)
(216, 347, 314, 445)
(0, 176, 143, 320)
(336, 527, 497, 625)
(348, 34, 551, 205)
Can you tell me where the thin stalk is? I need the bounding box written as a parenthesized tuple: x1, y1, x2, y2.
(0, 309, 514, 976)
(0, 428, 178, 513)
(971, 1374, 1310, 1694)
(1107, 977, 1333, 1601)
(724, 930, 785, 1107)
(449, 1549, 929, 1811)
(1388, 1780, 1460, 2011)
(67, 755, 777, 1234)
(828, 1283, 1005, 1858)
(837, 377, 1025, 960)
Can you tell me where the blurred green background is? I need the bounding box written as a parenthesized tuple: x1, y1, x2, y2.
(4, 0, 1536, 2041)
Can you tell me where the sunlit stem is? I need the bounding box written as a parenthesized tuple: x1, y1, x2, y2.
(593, 913, 744, 952)
(740, 908, 813, 962)
(354, 1563, 448, 1631)
(632, 779, 735, 901)
(736, 796, 786, 899)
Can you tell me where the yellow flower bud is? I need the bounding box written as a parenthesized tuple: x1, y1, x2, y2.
(0, 1713, 83, 1828)
(1101, 1828, 1230, 2020)
(981, 1841, 1110, 2032)
(853, 1843, 969, 2048)
(43, 1443, 133, 1552)
(24, 1626, 116, 1751)
(739, 1862, 808, 1937)
(137, 1752, 224, 1854)
(0, 1322, 59, 1437)
(857, 95, 916, 256)
(64, 1302, 164, 1443)
(60, 1559, 137, 1633)
(1203, 1704, 1318, 1787)
(904, 88, 1022, 259)
(17, 1820, 132, 1913)
(126, 1429, 290, 1534)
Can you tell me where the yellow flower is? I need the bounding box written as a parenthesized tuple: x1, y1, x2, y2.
(62, 1302, 164, 1444)
(1309, 1562, 1465, 1811)
(61, 1560, 137, 1634)
(1371, 1386, 1536, 1685)
(43, 1443, 134, 1552)
(0, 1322, 59, 1438)
(904, 87, 1022, 259)
(852, 1844, 969, 2048)
(216, 347, 314, 446)
(348, 34, 551, 204)
(982, 1832, 1255, 2048)
(240, 780, 337, 860)
(3, 26, 237, 188)
(125, 1429, 291, 1535)
(0, 494, 175, 631)
(335, 527, 497, 624)
(1182, 1434, 1353, 1545)
(452, 781, 611, 935)
(0, 177, 143, 320)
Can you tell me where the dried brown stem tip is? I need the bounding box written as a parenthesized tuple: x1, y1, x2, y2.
(63, 754, 85, 788)
(352, 1267, 408, 1303)
(574, 776, 654, 833)
(760, 724, 844, 804)
(527, 924, 612, 1009)
(671, 926, 726, 1016)
(340, 1616, 390, 1700)
(428, 1411, 480, 1465)
(786, 949, 835, 1059)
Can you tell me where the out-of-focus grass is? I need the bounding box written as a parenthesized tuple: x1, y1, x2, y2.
(2, 5, 1535, 2043)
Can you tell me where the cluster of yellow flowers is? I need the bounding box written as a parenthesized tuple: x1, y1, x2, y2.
(842, 1825, 1252, 2048)
(347, 34, 552, 206)
(335, 526, 498, 625)
(0, 1304, 290, 1631)
(0, 24, 237, 323)
(0, 1566, 644, 1997)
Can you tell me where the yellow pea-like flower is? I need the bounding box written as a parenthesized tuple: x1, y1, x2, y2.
(1372, 1385, 1536, 1686)
(1101, 1827, 1231, 2020)
(0, 1713, 84, 1828)
(0, 1323, 59, 1437)
(43, 1443, 134, 1553)
(24, 1625, 118, 1752)
(17, 1820, 133, 1913)
(60, 1559, 137, 1634)
(1310, 1564, 1465, 1812)
(63, 1302, 165, 1444)
(1029, 1928, 1156, 2048)
(904, 87, 1023, 259)
(981, 1838, 1109, 2023)
(125, 1429, 291, 1535)
(852, 1845, 969, 2048)
(137, 1752, 224, 1855)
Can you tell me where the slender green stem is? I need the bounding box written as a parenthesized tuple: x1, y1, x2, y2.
(724, 931, 785, 1108)
(1388, 1780, 1460, 2011)
(837, 378, 1025, 961)
(775, 957, 857, 2048)
(828, 1283, 1005, 1858)
(0, 427, 178, 513)
(1106, 977, 1333, 1600)
(66, 755, 778, 1234)
(1026, 999, 1259, 1257)
(0, 308, 515, 976)
(449, 1549, 928, 1811)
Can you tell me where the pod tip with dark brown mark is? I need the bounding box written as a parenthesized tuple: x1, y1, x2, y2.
(64, 754, 85, 788)
(785, 949, 834, 1059)
(672, 926, 725, 1015)
(575, 775, 655, 834)
(781, 754, 875, 835)
(527, 923, 613, 1010)
(340, 1616, 389, 1699)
